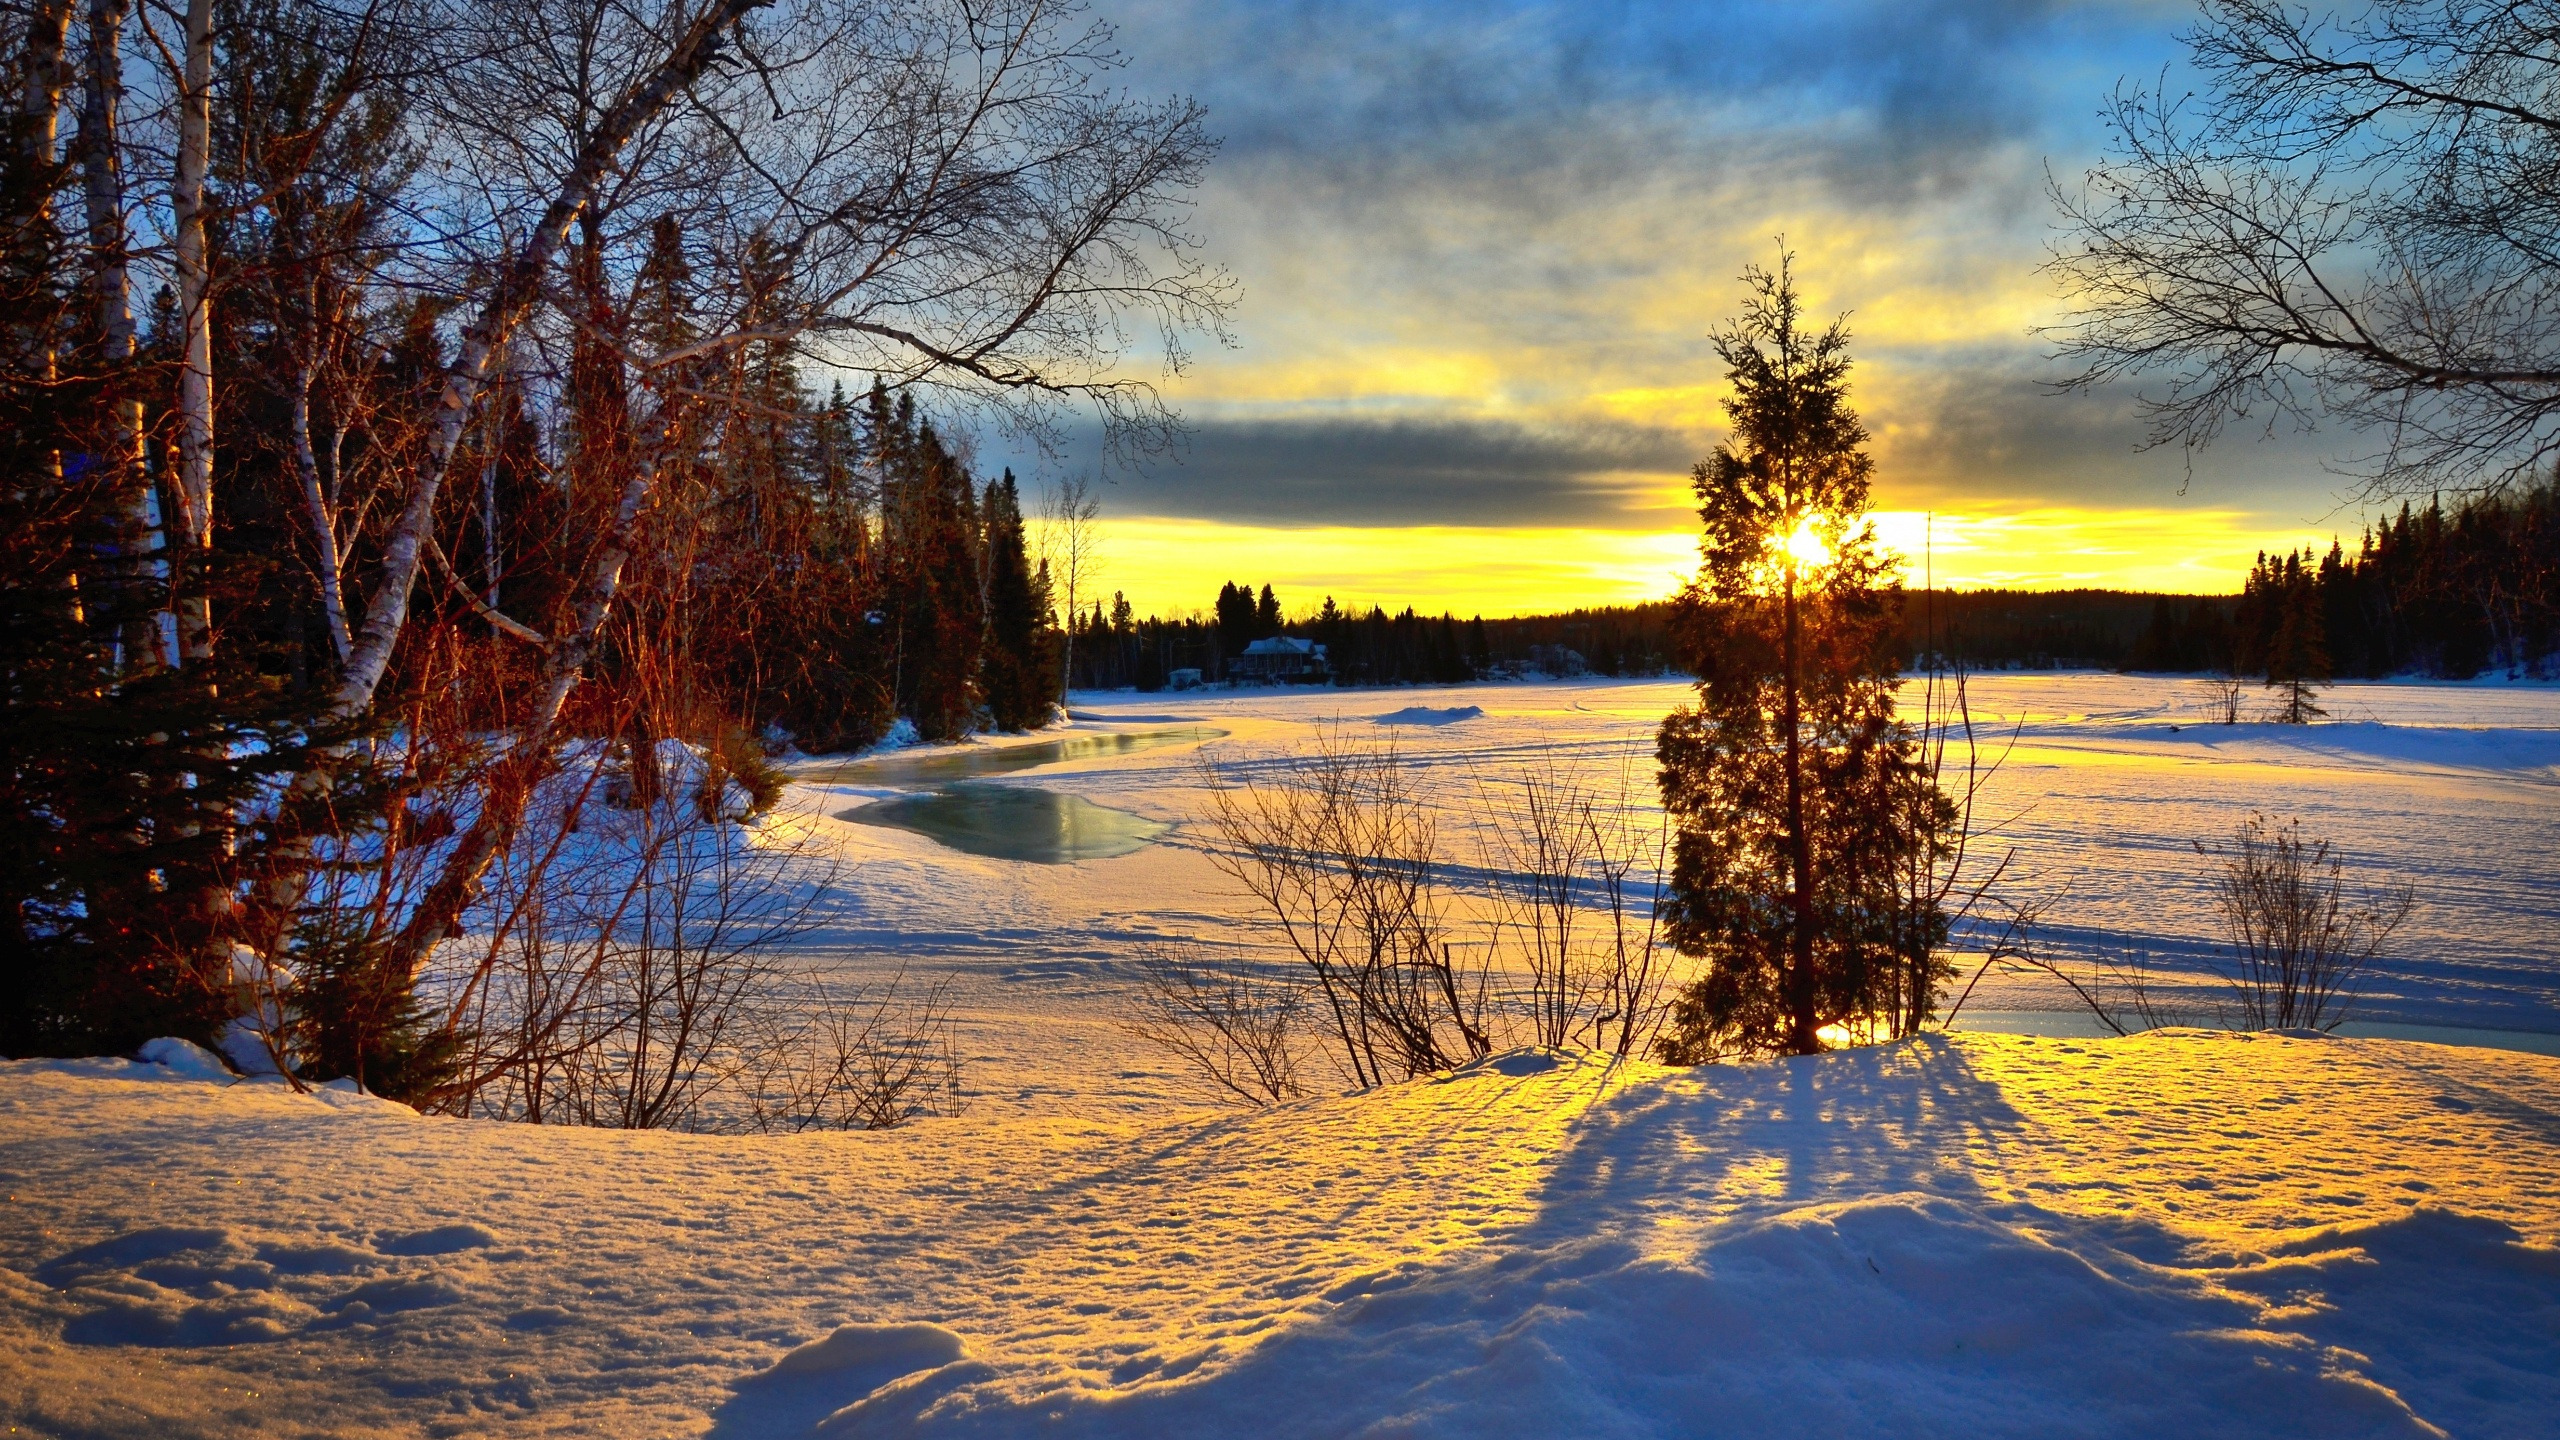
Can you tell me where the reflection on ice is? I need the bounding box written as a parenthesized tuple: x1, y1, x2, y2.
(842, 783, 1170, 863)
(811, 725, 1223, 862)
(802, 726, 1227, 787)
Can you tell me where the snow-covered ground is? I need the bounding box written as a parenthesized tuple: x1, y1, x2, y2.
(782, 673, 2560, 1118)
(7, 672, 2558, 1436)
(6, 1033, 2557, 1436)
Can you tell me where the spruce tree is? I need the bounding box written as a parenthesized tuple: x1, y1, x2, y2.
(1654, 256, 1952, 1061)
(2, 125, 345, 1060)
(884, 419, 983, 739)
(980, 470, 1056, 730)
(2270, 557, 2331, 723)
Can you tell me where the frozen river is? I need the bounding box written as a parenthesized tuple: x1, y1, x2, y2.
(783, 673, 2560, 1114)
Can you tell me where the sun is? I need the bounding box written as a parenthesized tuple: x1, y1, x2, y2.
(1781, 515, 1830, 570)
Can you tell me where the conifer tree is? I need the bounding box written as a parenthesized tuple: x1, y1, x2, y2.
(2, 125, 337, 1059)
(884, 418, 983, 739)
(2270, 558, 2331, 724)
(1655, 256, 1952, 1061)
(979, 469, 1056, 730)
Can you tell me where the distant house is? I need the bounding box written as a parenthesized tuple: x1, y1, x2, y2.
(1228, 635, 1330, 684)
(1167, 667, 1205, 691)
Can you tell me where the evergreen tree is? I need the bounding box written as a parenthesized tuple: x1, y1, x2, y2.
(1213, 579, 1257, 669)
(1654, 256, 1951, 1061)
(979, 469, 1056, 730)
(881, 416, 983, 739)
(1, 126, 351, 1061)
(2270, 556, 2331, 723)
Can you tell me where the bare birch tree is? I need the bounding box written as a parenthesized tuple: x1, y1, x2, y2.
(2050, 0, 2560, 497)
(75, 0, 175, 675)
(365, 0, 1228, 985)
(1040, 472, 1101, 689)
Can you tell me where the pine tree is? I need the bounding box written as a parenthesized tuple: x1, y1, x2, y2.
(882, 416, 982, 739)
(1655, 256, 1951, 1061)
(979, 469, 1056, 730)
(2, 125, 341, 1059)
(2270, 555, 2331, 723)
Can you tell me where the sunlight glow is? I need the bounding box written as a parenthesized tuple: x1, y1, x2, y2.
(1782, 517, 1831, 571)
(1075, 506, 2336, 621)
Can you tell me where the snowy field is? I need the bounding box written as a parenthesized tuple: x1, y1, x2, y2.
(787, 673, 2560, 1116)
(6, 1034, 2559, 1437)
(7, 672, 2560, 1437)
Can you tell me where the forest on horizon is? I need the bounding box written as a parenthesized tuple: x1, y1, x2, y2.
(1075, 480, 2560, 688)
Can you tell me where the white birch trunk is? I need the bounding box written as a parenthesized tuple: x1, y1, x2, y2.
(79, 0, 176, 674)
(169, 0, 216, 661)
(20, 2, 72, 162)
(292, 364, 354, 663)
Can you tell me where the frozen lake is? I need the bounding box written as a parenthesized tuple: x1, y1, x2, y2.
(784, 673, 2560, 1114)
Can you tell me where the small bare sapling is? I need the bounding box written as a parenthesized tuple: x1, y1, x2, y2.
(2199, 814, 2413, 1032)
(1125, 948, 1307, 1107)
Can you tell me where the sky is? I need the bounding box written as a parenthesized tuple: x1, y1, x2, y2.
(990, 0, 2373, 620)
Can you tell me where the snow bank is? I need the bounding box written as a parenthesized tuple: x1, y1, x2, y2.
(5, 1032, 2556, 1438)
(1371, 704, 1483, 726)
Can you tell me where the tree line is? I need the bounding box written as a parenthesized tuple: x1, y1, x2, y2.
(2229, 486, 2560, 687)
(2, 0, 1223, 1071)
(1063, 590, 1678, 689)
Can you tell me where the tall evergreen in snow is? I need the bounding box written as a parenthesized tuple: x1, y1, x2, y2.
(879, 404, 982, 740)
(2, 120, 323, 1055)
(979, 469, 1055, 730)
(1654, 257, 1952, 1061)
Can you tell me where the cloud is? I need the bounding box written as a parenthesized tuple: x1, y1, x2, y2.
(1119, 0, 2162, 210)
(956, 0, 2383, 605)
(1106, 414, 1701, 527)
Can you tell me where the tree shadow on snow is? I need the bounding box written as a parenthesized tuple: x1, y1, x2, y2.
(728, 1038, 2560, 1439)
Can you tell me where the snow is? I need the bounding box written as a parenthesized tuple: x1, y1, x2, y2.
(5, 673, 2558, 1435)
(1370, 704, 1484, 725)
(5, 1033, 2558, 1436)
(779, 675, 2560, 1121)
(134, 1039, 232, 1084)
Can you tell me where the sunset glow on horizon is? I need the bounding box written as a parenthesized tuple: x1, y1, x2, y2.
(1079, 507, 2345, 621)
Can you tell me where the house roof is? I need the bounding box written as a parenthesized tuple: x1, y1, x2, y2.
(1239, 636, 1320, 656)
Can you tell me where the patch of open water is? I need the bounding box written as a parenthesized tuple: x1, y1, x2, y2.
(847, 784, 1169, 863)
(821, 726, 1224, 863)
(805, 726, 1226, 787)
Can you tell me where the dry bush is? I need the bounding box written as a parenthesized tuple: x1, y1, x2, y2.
(1199, 731, 1492, 1088)
(740, 973, 966, 1133)
(2200, 671, 2248, 725)
(2199, 814, 2413, 1031)
(1124, 947, 1307, 1107)
(1943, 815, 2414, 1038)
(421, 748, 831, 1129)
(1475, 753, 1673, 1056)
